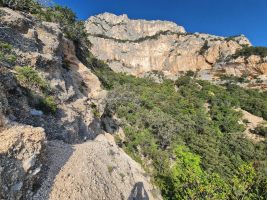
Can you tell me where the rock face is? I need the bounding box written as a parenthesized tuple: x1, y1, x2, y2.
(0, 125, 46, 200)
(85, 13, 267, 77)
(0, 7, 106, 143)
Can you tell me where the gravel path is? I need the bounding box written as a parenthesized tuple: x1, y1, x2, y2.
(33, 134, 162, 200)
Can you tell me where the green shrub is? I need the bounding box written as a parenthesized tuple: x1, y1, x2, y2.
(185, 70, 195, 77)
(254, 123, 267, 137)
(232, 46, 267, 59)
(175, 75, 191, 87)
(0, 41, 16, 65)
(37, 96, 57, 114)
(0, 0, 43, 13)
(199, 41, 209, 55)
(225, 35, 239, 42)
(95, 66, 267, 199)
(162, 146, 230, 199)
(225, 84, 267, 120)
(37, 5, 88, 42)
(219, 74, 248, 83)
(91, 103, 100, 118)
(15, 66, 49, 92)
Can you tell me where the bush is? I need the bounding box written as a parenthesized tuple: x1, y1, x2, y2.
(37, 5, 88, 42)
(37, 96, 57, 114)
(232, 46, 267, 59)
(225, 84, 267, 120)
(15, 66, 57, 114)
(175, 76, 191, 87)
(0, 0, 43, 13)
(199, 41, 209, 55)
(254, 123, 267, 137)
(162, 146, 230, 199)
(0, 41, 16, 66)
(15, 66, 49, 92)
(219, 74, 248, 83)
(96, 66, 267, 199)
(185, 70, 195, 77)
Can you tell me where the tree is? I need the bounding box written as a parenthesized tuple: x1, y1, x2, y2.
(165, 146, 229, 200)
(0, 0, 43, 13)
(231, 163, 257, 199)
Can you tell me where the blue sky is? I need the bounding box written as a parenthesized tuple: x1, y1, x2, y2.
(53, 0, 267, 46)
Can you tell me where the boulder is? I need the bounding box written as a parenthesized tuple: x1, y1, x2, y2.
(0, 125, 46, 200)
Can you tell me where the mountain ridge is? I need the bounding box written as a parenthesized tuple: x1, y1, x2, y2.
(86, 12, 267, 78)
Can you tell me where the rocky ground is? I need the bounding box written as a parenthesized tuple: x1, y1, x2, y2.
(34, 134, 161, 200)
(0, 124, 46, 200)
(238, 109, 266, 142)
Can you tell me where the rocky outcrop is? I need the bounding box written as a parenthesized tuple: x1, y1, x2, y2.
(0, 125, 46, 200)
(85, 13, 267, 77)
(86, 12, 185, 41)
(0, 7, 106, 142)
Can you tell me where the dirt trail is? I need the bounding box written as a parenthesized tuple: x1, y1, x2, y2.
(34, 40, 161, 200)
(34, 134, 162, 200)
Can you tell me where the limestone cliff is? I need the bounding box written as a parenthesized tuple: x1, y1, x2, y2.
(85, 13, 267, 77)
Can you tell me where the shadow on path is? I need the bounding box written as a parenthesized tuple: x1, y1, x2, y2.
(128, 182, 149, 200)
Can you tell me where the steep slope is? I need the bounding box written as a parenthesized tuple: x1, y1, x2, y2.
(85, 13, 267, 77)
(0, 7, 105, 142)
(0, 7, 162, 200)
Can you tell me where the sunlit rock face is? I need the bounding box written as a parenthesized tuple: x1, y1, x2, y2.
(85, 13, 266, 77)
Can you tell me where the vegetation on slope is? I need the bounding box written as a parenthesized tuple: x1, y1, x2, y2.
(0, 1, 89, 114)
(232, 46, 267, 59)
(15, 66, 57, 114)
(92, 63, 267, 199)
(2, 1, 267, 198)
(0, 0, 88, 42)
(0, 41, 16, 66)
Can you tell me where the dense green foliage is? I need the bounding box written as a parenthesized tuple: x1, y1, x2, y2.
(0, 0, 42, 13)
(225, 84, 267, 120)
(232, 46, 267, 59)
(93, 65, 267, 199)
(219, 74, 249, 83)
(36, 5, 88, 42)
